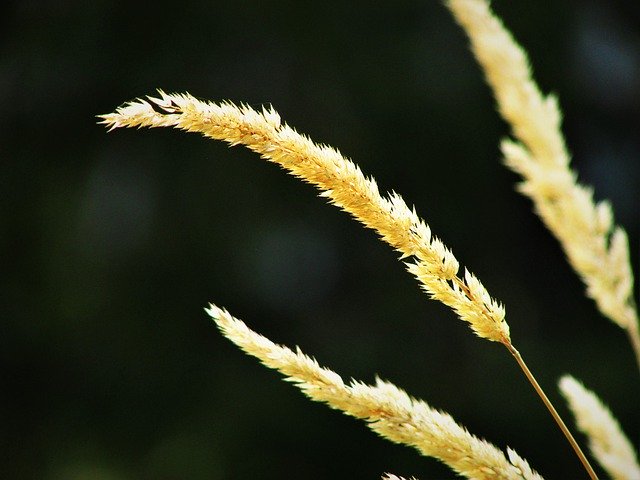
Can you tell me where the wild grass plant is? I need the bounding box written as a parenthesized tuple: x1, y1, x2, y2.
(100, 0, 639, 478)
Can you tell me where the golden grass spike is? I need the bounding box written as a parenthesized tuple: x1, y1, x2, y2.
(445, 0, 640, 369)
(100, 89, 594, 476)
(559, 376, 640, 480)
(100, 92, 510, 345)
(206, 304, 543, 480)
(98, 2, 636, 479)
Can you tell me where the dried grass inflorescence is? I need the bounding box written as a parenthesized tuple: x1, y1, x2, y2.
(559, 376, 640, 480)
(207, 305, 542, 480)
(100, 91, 510, 345)
(446, 0, 640, 365)
(100, 0, 638, 478)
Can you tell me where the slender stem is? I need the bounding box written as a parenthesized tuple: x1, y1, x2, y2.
(626, 320, 640, 373)
(504, 342, 599, 480)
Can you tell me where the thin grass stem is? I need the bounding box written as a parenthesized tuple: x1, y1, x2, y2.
(504, 343, 599, 480)
(627, 322, 640, 373)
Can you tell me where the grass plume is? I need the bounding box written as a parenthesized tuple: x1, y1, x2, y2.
(99, 91, 510, 345)
(99, 90, 594, 478)
(446, 0, 640, 369)
(97, 0, 638, 478)
(559, 376, 640, 480)
(207, 304, 543, 480)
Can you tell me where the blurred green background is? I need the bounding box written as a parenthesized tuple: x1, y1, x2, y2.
(2, 1, 639, 478)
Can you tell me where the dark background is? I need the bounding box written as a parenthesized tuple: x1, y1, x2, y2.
(2, 1, 639, 478)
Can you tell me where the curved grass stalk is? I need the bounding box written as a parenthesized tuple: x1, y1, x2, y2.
(507, 345, 598, 479)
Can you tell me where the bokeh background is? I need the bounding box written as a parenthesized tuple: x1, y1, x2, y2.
(2, 0, 639, 478)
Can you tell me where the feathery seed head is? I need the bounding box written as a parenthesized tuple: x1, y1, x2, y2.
(103, 90, 511, 345)
(207, 305, 539, 479)
(559, 375, 640, 480)
(447, 0, 639, 354)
